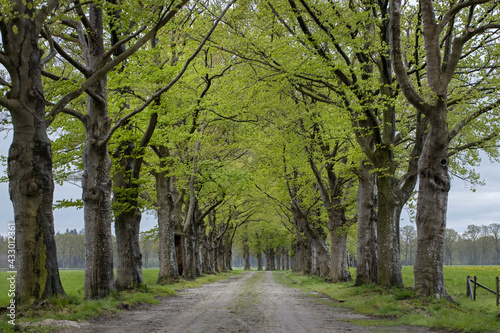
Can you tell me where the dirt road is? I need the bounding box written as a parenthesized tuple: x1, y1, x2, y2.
(59, 271, 437, 333)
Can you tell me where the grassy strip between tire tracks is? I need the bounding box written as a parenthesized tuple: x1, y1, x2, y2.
(274, 266, 500, 333)
(0, 268, 242, 333)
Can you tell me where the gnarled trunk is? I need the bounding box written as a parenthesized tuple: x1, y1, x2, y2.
(3, 0, 65, 307)
(414, 108, 450, 299)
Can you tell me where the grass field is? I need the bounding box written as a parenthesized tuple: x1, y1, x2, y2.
(276, 266, 500, 333)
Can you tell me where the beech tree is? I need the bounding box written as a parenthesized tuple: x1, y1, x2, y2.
(43, 0, 234, 297)
(216, 0, 427, 287)
(390, 0, 500, 299)
(0, 0, 65, 306)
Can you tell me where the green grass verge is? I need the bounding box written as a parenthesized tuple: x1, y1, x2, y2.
(0, 268, 240, 332)
(274, 266, 500, 333)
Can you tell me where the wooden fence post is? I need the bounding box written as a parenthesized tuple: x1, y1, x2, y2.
(496, 277, 499, 306)
(467, 275, 470, 297)
(473, 276, 477, 301)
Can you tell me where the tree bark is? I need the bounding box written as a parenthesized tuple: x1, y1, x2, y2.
(1, 0, 65, 307)
(243, 239, 251, 270)
(255, 253, 261, 271)
(156, 172, 180, 284)
(376, 175, 403, 286)
(355, 161, 378, 285)
(328, 207, 350, 282)
(113, 135, 143, 290)
(82, 4, 115, 298)
(413, 107, 451, 299)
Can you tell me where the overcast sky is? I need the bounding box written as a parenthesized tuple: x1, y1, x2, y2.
(1, 130, 499, 236)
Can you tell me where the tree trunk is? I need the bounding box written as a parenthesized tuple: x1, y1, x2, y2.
(328, 208, 350, 282)
(355, 161, 378, 285)
(312, 238, 330, 278)
(243, 241, 251, 270)
(183, 231, 195, 279)
(376, 173, 403, 286)
(3, 0, 65, 306)
(414, 108, 451, 300)
(224, 236, 232, 271)
(113, 146, 143, 289)
(156, 172, 179, 284)
(80, 3, 116, 299)
(276, 248, 281, 271)
(257, 253, 263, 271)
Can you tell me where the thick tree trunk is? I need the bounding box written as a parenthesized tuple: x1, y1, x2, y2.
(355, 161, 378, 285)
(82, 4, 115, 299)
(265, 249, 271, 271)
(217, 239, 226, 272)
(312, 238, 330, 278)
(414, 108, 451, 300)
(3, 0, 65, 306)
(328, 208, 350, 282)
(257, 253, 263, 271)
(183, 231, 196, 279)
(82, 127, 115, 298)
(82, 134, 115, 298)
(276, 249, 281, 271)
(10, 111, 65, 305)
(113, 141, 143, 290)
(156, 172, 179, 284)
(243, 241, 251, 270)
(114, 209, 142, 289)
(224, 236, 232, 271)
(376, 174, 403, 286)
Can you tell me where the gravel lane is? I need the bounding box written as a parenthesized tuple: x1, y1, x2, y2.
(56, 271, 439, 333)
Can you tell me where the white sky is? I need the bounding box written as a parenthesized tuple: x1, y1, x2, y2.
(0, 130, 499, 236)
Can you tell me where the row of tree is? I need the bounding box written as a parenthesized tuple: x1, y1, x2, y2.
(1, 0, 499, 306)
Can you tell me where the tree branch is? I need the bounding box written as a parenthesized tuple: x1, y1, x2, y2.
(101, 0, 236, 146)
(443, 23, 500, 86)
(389, 0, 427, 111)
(448, 97, 500, 140)
(437, 0, 494, 36)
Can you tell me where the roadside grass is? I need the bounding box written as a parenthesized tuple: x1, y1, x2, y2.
(275, 266, 500, 333)
(0, 268, 240, 332)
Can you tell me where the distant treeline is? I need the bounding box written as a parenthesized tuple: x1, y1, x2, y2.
(2, 222, 499, 270)
(0, 228, 159, 269)
(400, 223, 500, 266)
